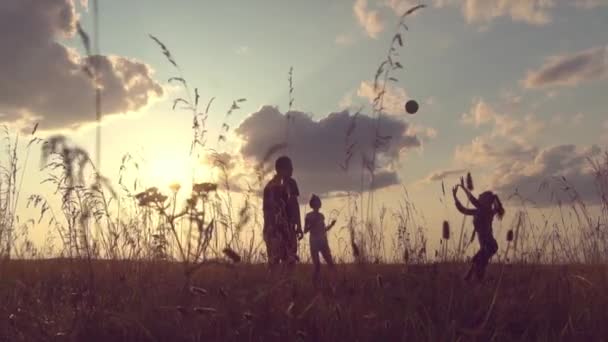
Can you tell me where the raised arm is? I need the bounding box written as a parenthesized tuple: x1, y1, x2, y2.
(288, 179, 302, 230)
(453, 185, 477, 216)
(461, 186, 481, 208)
(326, 219, 337, 232)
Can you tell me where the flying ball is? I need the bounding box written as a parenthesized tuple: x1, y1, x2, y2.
(405, 100, 419, 114)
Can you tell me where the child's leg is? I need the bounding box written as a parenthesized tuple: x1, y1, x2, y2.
(465, 250, 482, 281)
(264, 230, 280, 271)
(320, 241, 335, 269)
(476, 238, 498, 280)
(310, 242, 321, 281)
(476, 251, 490, 280)
(286, 225, 299, 265)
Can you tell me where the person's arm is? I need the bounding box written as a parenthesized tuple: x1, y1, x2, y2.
(461, 186, 480, 208)
(453, 185, 477, 216)
(289, 179, 302, 234)
(326, 219, 337, 232)
(303, 215, 311, 234)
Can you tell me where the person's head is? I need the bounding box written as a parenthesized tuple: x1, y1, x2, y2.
(309, 194, 321, 211)
(275, 156, 293, 179)
(478, 191, 505, 220)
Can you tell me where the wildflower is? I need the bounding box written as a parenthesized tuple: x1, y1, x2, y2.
(169, 182, 181, 193)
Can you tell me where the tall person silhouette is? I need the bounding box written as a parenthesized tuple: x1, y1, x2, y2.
(262, 156, 302, 270)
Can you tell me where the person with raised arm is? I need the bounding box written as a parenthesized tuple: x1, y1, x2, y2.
(453, 184, 505, 281)
(303, 194, 336, 283)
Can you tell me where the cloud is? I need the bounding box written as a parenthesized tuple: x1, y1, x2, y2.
(571, 112, 585, 125)
(424, 168, 467, 182)
(0, 0, 163, 131)
(234, 106, 421, 195)
(433, 0, 555, 25)
(335, 34, 356, 46)
(384, 0, 420, 14)
(523, 46, 608, 89)
(430, 0, 606, 25)
(352, 0, 424, 38)
(353, 0, 605, 35)
(492, 144, 602, 205)
(413, 0, 559, 25)
(356, 80, 409, 115)
(454, 135, 539, 168)
(465, 0, 554, 25)
(551, 112, 586, 126)
(354, 0, 384, 38)
(572, 0, 608, 9)
(461, 99, 545, 144)
(407, 123, 438, 142)
(235, 46, 250, 55)
(338, 92, 355, 110)
(452, 98, 604, 205)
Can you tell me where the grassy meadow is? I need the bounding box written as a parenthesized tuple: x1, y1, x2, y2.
(2, 3, 608, 342)
(2, 260, 608, 341)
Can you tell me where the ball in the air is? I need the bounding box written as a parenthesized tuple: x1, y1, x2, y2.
(405, 100, 419, 114)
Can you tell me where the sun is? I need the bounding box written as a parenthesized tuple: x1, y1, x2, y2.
(146, 153, 210, 194)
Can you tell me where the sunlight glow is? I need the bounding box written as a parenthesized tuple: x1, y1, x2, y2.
(146, 152, 210, 194)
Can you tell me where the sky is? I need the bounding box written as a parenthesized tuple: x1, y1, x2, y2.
(1, 0, 607, 256)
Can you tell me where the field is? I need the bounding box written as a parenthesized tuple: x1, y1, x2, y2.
(1, 3, 608, 342)
(2, 260, 608, 341)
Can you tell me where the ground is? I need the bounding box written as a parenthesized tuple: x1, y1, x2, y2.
(1, 260, 607, 341)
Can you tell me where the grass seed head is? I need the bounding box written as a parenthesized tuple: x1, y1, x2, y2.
(466, 172, 474, 191)
(222, 247, 242, 263)
(352, 242, 360, 259)
(442, 221, 451, 240)
(376, 274, 384, 288)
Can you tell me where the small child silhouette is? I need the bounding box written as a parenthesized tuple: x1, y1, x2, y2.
(453, 184, 505, 281)
(303, 194, 336, 282)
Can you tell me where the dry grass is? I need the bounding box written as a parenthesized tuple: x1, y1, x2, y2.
(3, 3, 608, 340)
(1, 260, 608, 341)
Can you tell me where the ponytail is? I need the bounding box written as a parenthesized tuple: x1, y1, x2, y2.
(493, 194, 505, 220)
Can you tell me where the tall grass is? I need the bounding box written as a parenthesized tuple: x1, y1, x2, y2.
(2, 2, 608, 340)
(0, 124, 41, 259)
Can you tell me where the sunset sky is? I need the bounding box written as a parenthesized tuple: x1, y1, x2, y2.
(1, 0, 607, 253)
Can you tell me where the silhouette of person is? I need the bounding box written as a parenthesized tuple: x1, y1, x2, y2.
(303, 194, 336, 282)
(262, 156, 302, 269)
(452, 184, 505, 281)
